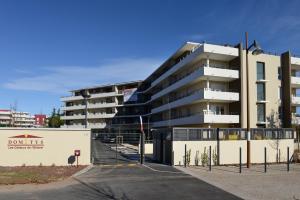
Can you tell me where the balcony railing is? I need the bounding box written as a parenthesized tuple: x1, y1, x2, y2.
(152, 88, 239, 114)
(151, 66, 239, 101)
(153, 111, 239, 127)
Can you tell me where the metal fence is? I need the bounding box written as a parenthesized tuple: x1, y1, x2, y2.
(172, 128, 294, 141)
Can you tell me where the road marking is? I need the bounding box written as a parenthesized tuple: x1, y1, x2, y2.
(94, 163, 138, 167)
(143, 164, 184, 174)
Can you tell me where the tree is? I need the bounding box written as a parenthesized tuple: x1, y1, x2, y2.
(266, 110, 281, 162)
(48, 108, 63, 128)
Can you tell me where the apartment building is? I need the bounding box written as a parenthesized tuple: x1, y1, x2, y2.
(61, 42, 300, 134)
(11, 111, 35, 127)
(0, 110, 35, 127)
(0, 110, 12, 127)
(61, 81, 147, 135)
(139, 42, 300, 129)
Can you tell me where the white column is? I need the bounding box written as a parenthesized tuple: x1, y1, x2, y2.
(206, 79, 210, 90)
(206, 102, 210, 113)
(206, 57, 210, 67)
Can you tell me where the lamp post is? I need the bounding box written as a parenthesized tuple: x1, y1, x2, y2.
(80, 90, 91, 128)
(245, 32, 264, 168)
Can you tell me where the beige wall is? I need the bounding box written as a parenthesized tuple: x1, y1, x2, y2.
(242, 52, 282, 128)
(0, 128, 91, 166)
(172, 139, 294, 165)
(251, 139, 294, 163)
(173, 141, 217, 165)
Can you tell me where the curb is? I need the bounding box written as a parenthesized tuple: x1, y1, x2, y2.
(72, 165, 94, 177)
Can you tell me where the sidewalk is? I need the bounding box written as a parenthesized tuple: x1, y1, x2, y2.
(176, 164, 300, 200)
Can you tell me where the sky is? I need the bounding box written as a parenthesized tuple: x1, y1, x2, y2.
(1, 0, 300, 116)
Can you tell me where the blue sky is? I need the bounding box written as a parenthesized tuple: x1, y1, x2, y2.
(1, 0, 300, 115)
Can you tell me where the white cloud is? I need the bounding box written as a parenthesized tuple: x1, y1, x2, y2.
(3, 58, 162, 94)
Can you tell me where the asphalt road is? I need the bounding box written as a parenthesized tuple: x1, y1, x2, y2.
(0, 163, 241, 200)
(91, 140, 136, 165)
(0, 141, 241, 199)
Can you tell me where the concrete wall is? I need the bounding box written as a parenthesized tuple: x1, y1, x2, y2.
(172, 139, 294, 166)
(138, 143, 153, 154)
(251, 139, 294, 163)
(219, 140, 247, 164)
(173, 141, 217, 166)
(0, 128, 91, 166)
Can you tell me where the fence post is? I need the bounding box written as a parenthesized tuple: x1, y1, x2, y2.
(287, 147, 290, 172)
(239, 147, 242, 173)
(116, 138, 118, 164)
(184, 144, 187, 168)
(209, 146, 212, 171)
(264, 147, 267, 173)
(216, 128, 220, 165)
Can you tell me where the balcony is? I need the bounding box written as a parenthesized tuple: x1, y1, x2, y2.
(291, 76, 300, 88)
(151, 88, 239, 114)
(153, 112, 239, 127)
(61, 105, 85, 111)
(87, 113, 115, 119)
(291, 57, 300, 66)
(88, 123, 106, 129)
(61, 115, 85, 120)
(0, 116, 11, 120)
(151, 43, 239, 88)
(292, 113, 300, 125)
(151, 66, 239, 101)
(61, 91, 122, 102)
(292, 96, 300, 106)
(87, 102, 118, 109)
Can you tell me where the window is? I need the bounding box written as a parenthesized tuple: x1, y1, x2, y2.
(257, 62, 265, 80)
(278, 67, 282, 80)
(257, 83, 265, 101)
(257, 104, 266, 122)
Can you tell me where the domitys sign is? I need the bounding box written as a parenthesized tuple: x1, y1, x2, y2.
(8, 134, 44, 150)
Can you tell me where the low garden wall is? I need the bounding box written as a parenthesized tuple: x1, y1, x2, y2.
(0, 128, 91, 166)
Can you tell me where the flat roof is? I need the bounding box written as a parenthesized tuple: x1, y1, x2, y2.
(70, 80, 143, 92)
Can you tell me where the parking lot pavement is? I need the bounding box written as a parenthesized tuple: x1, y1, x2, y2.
(0, 163, 241, 200)
(177, 164, 300, 200)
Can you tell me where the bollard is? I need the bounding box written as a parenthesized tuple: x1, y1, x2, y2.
(184, 144, 187, 168)
(172, 151, 174, 166)
(216, 128, 220, 165)
(209, 146, 212, 171)
(264, 147, 267, 173)
(287, 147, 290, 172)
(116, 139, 118, 163)
(239, 147, 242, 173)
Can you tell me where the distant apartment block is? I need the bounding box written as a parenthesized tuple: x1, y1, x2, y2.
(61, 42, 300, 134)
(61, 81, 147, 135)
(0, 110, 12, 127)
(0, 110, 36, 127)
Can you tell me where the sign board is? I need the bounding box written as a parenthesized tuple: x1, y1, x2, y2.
(74, 150, 80, 156)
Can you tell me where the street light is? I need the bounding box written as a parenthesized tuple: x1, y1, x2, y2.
(245, 32, 264, 168)
(80, 90, 91, 128)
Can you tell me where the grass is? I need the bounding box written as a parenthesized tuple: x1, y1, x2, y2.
(0, 166, 86, 185)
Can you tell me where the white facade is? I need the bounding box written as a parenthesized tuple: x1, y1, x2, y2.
(143, 43, 241, 128)
(11, 111, 35, 127)
(0, 110, 12, 126)
(0, 110, 35, 127)
(60, 81, 143, 130)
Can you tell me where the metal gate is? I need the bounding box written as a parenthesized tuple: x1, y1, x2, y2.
(91, 132, 140, 165)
